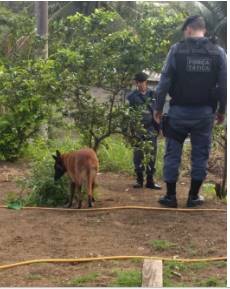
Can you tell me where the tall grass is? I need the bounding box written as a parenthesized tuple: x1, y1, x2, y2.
(98, 135, 164, 179)
(98, 136, 133, 174)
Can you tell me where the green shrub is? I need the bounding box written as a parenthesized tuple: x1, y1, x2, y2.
(0, 60, 61, 161)
(20, 157, 70, 207)
(19, 136, 82, 207)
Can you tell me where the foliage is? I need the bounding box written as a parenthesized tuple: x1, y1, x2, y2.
(0, 4, 44, 64)
(212, 124, 227, 199)
(19, 157, 70, 207)
(202, 183, 216, 199)
(0, 4, 184, 161)
(49, 8, 183, 157)
(191, 2, 227, 49)
(98, 135, 133, 174)
(165, 1, 227, 49)
(15, 136, 82, 207)
(0, 59, 61, 160)
(12, 133, 163, 207)
(17, 135, 127, 207)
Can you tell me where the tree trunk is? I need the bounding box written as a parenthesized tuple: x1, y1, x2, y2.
(35, 1, 48, 59)
(35, 2, 49, 139)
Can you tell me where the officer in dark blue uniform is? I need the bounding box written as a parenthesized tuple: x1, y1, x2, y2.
(154, 16, 227, 207)
(127, 72, 161, 190)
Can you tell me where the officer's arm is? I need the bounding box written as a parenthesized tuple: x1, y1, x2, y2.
(216, 47, 227, 114)
(155, 44, 177, 112)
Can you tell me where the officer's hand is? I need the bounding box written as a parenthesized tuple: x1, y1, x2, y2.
(154, 111, 162, 125)
(216, 113, 225, 125)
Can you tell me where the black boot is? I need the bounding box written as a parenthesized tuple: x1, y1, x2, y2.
(158, 182, 177, 208)
(133, 172, 143, 188)
(145, 176, 162, 190)
(187, 179, 204, 208)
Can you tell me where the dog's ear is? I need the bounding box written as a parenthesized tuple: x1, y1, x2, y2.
(52, 155, 57, 160)
(56, 150, 61, 157)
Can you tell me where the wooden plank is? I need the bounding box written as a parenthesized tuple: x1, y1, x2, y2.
(142, 259, 163, 287)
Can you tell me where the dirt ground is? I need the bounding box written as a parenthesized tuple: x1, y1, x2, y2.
(0, 161, 226, 286)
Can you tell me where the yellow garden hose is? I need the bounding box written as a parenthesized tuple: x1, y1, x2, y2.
(0, 205, 226, 212)
(0, 255, 226, 270)
(0, 205, 226, 271)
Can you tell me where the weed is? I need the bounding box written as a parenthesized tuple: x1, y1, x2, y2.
(187, 262, 209, 270)
(163, 261, 226, 287)
(202, 183, 216, 199)
(197, 276, 227, 287)
(149, 240, 177, 251)
(214, 261, 227, 268)
(98, 135, 133, 174)
(26, 273, 43, 281)
(68, 272, 99, 286)
(111, 269, 142, 287)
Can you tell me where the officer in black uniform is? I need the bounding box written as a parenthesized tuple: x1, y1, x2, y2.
(127, 72, 161, 190)
(154, 16, 227, 207)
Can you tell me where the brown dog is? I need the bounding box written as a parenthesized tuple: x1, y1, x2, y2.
(53, 149, 99, 208)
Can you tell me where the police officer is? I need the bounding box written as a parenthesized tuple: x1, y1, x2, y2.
(127, 72, 161, 190)
(154, 16, 227, 207)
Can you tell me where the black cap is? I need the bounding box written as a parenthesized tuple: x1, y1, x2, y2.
(181, 15, 205, 31)
(134, 72, 148, 82)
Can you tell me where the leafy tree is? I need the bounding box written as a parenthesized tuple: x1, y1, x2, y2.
(50, 8, 183, 151)
(0, 60, 61, 160)
(162, 1, 227, 49)
(194, 2, 226, 49)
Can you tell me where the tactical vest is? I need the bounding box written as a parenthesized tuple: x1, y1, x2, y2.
(169, 38, 220, 109)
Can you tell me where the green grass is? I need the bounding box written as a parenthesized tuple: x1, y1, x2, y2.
(111, 270, 142, 287)
(130, 258, 142, 264)
(149, 240, 177, 251)
(197, 276, 227, 287)
(202, 183, 217, 199)
(214, 261, 227, 268)
(155, 138, 164, 179)
(187, 262, 209, 270)
(98, 135, 164, 178)
(68, 272, 99, 286)
(98, 135, 133, 174)
(26, 273, 43, 281)
(163, 261, 227, 287)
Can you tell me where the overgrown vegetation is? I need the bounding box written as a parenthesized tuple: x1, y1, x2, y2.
(4, 134, 164, 207)
(0, 5, 184, 161)
(0, 2, 225, 195)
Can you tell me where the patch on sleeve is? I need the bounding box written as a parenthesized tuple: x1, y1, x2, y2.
(186, 56, 212, 72)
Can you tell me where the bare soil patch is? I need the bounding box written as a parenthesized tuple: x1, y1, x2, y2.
(0, 162, 226, 286)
